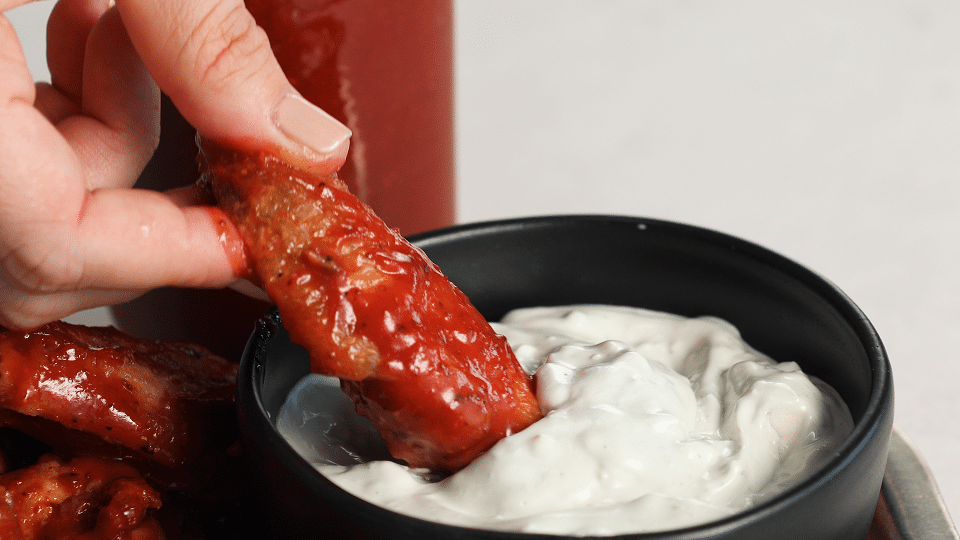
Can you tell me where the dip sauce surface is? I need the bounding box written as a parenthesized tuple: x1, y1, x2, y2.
(277, 305, 854, 535)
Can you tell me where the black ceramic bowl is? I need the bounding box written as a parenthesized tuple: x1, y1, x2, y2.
(237, 215, 893, 540)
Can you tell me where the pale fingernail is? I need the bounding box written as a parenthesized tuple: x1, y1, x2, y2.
(230, 278, 271, 303)
(273, 93, 351, 156)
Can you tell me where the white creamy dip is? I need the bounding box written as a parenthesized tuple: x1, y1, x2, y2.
(277, 305, 854, 536)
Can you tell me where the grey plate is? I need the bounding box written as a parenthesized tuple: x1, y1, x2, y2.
(884, 428, 959, 539)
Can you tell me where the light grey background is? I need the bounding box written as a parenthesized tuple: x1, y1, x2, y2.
(10, 0, 960, 525)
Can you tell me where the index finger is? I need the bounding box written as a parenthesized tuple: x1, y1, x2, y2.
(0, 0, 41, 13)
(114, 0, 351, 174)
(0, 0, 38, 105)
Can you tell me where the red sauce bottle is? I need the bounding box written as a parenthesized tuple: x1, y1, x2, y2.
(113, 0, 456, 360)
(246, 0, 456, 235)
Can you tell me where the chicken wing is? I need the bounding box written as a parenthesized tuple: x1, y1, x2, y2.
(0, 321, 238, 492)
(199, 141, 541, 472)
(0, 454, 162, 540)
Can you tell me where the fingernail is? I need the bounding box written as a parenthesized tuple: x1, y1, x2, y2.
(273, 93, 351, 156)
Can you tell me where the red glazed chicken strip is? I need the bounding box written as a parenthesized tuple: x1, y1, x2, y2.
(0, 322, 237, 477)
(0, 454, 163, 540)
(200, 141, 541, 472)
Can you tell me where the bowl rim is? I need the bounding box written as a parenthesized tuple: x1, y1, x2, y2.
(238, 213, 894, 539)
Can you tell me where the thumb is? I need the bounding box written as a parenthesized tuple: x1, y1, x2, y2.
(114, 0, 350, 174)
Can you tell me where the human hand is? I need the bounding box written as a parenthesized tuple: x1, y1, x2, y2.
(0, 0, 351, 329)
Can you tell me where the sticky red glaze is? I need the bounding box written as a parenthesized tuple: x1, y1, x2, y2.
(0, 454, 163, 540)
(200, 142, 541, 472)
(205, 206, 254, 280)
(0, 322, 237, 471)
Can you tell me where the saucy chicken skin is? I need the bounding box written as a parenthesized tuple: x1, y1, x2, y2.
(0, 322, 237, 479)
(0, 455, 163, 540)
(0, 321, 243, 539)
(199, 141, 541, 472)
